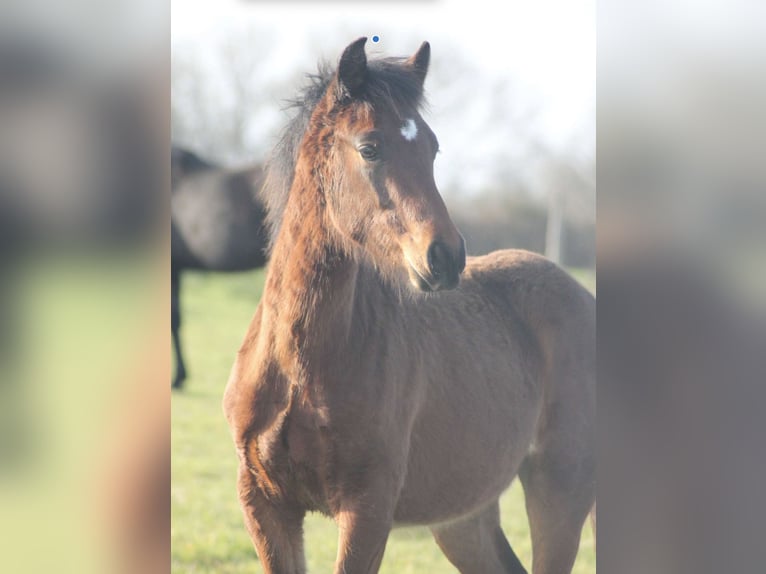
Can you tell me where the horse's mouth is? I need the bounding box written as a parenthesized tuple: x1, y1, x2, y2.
(406, 261, 459, 293)
(408, 263, 435, 292)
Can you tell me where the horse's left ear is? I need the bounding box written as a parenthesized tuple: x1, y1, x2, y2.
(337, 37, 368, 100)
(407, 41, 430, 87)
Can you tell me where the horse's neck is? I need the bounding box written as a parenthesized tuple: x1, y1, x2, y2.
(261, 194, 360, 381)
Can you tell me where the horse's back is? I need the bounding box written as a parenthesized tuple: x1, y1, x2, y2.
(464, 249, 594, 318)
(463, 248, 595, 409)
(463, 249, 595, 376)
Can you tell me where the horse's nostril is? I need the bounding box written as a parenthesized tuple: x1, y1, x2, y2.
(426, 240, 465, 288)
(427, 241, 448, 279)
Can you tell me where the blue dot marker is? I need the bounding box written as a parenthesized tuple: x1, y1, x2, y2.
(372, 35, 380, 43)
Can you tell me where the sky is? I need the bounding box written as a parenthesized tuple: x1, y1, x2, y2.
(171, 0, 595, 193)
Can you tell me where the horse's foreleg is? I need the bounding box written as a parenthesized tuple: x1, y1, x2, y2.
(237, 465, 306, 574)
(334, 508, 393, 574)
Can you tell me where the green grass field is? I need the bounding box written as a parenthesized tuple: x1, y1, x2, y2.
(172, 267, 596, 573)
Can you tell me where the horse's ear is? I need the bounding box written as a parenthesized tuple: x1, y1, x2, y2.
(407, 41, 430, 87)
(336, 37, 368, 100)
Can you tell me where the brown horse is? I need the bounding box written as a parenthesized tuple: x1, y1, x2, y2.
(223, 38, 595, 574)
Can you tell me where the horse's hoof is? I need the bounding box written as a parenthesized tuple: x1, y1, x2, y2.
(172, 379, 185, 390)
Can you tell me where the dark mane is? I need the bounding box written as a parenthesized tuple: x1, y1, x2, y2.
(260, 57, 427, 248)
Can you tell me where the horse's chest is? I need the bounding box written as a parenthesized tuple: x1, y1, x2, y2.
(284, 404, 325, 468)
(252, 395, 331, 511)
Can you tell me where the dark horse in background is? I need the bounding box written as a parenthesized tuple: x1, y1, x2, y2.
(171, 146, 269, 389)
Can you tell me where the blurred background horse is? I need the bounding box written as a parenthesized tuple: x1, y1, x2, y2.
(171, 146, 269, 389)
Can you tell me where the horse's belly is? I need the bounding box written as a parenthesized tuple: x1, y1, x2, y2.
(393, 376, 541, 525)
(393, 447, 527, 525)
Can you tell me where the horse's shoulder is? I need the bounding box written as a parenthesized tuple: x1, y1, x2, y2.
(223, 305, 290, 434)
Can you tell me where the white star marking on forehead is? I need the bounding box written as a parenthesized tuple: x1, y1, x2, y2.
(400, 118, 418, 141)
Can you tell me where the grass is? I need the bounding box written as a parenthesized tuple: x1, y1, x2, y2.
(172, 267, 596, 573)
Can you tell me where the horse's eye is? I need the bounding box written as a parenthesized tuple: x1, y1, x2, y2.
(358, 144, 379, 162)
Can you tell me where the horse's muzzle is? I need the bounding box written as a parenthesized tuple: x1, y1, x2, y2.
(409, 237, 466, 292)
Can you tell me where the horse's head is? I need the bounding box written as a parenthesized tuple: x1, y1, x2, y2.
(309, 38, 465, 292)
